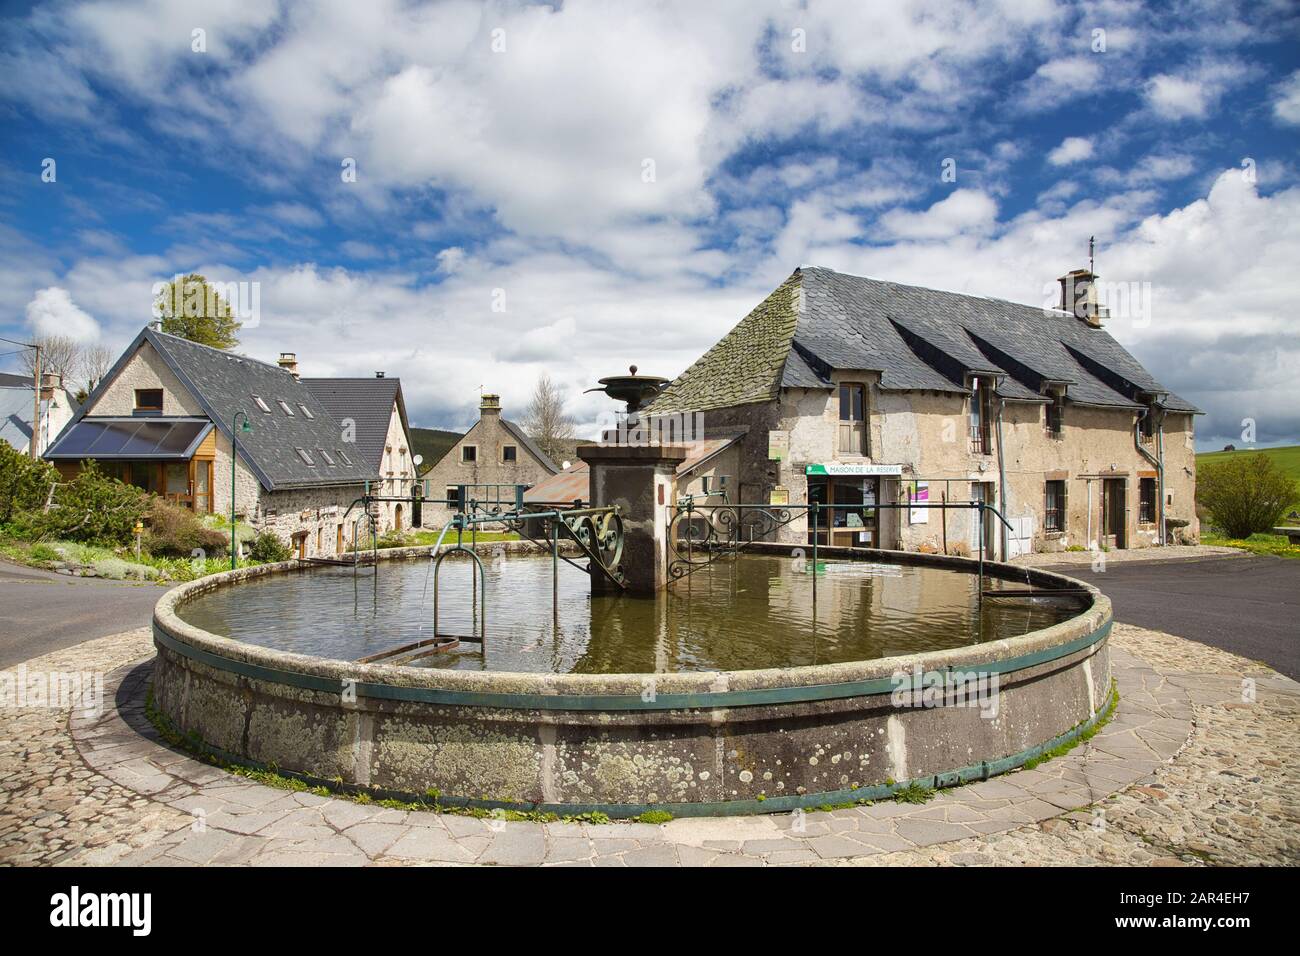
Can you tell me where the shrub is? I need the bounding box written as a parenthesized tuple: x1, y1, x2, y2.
(24, 460, 149, 545)
(141, 497, 227, 557)
(377, 529, 413, 549)
(1197, 453, 1299, 539)
(0, 440, 59, 527)
(247, 529, 291, 563)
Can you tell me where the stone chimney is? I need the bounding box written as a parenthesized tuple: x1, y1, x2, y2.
(277, 352, 300, 378)
(39, 372, 60, 400)
(1058, 269, 1107, 329)
(480, 393, 501, 418)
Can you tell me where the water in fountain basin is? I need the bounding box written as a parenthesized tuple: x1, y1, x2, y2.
(176, 552, 1083, 674)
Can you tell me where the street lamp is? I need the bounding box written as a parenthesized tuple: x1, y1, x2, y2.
(231, 411, 252, 569)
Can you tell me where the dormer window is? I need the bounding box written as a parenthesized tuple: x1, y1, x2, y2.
(969, 376, 994, 455)
(1046, 392, 1065, 437)
(1139, 407, 1156, 444)
(278, 400, 295, 416)
(253, 395, 271, 413)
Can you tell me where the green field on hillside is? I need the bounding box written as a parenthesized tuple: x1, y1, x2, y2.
(1196, 444, 1300, 558)
(1197, 444, 1300, 487)
(410, 427, 462, 474)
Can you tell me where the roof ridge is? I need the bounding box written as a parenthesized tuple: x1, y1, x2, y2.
(150, 328, 292, 374)
(803, 264, 1080, 318)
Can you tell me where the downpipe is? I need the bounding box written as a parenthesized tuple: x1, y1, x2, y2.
(995, 396, 1009, 560)
(1134, 408, 1166, 545)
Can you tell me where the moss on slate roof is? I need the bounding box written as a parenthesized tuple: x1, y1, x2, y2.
(645, 270, 801, 414)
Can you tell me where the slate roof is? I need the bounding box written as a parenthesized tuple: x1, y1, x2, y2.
(646, 266, 1199, 415)
(58, 328, 376, 491)
(0, 386, 34, 449)
(300, 377, 410, 473)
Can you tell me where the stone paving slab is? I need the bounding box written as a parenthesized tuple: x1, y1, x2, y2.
(1, 622, 1297, 866)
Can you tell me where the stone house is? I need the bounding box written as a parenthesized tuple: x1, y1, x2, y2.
(0, 370, 78, 457)
(637, 265, 1200, 559)
(43, 327, 412, 558)
(300, 370, 418, 532)
(421, 394, 560, 528)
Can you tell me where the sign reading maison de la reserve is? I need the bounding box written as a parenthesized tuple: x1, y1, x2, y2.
(805, 463, 904, 477)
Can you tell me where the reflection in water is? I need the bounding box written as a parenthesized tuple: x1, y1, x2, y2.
(177, 553, 1082, 675)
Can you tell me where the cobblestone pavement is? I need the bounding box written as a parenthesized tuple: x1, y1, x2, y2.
(1, 624, 1296, 866)
(1010, 544, 1241, 567)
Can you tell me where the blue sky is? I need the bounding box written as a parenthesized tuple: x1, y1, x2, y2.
(1, 0, 1298, 448)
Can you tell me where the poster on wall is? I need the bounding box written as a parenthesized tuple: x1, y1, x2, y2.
(909, 481, 929, 524)
(768, 430, 789, 461)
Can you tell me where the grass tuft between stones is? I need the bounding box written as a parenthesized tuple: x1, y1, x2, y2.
(1021, 680, 1120, 772)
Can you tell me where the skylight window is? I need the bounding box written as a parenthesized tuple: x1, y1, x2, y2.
(299, 404, 314, 419)
(319, 449, 335, 465)
(295, 448, 315, 465)
(337, 449, 353, 466)
(252, 395, 271, 413)
(278, 400, 295, 416)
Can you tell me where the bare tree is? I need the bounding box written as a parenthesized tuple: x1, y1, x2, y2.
(19, 334, 84, 385)
(522, 373, 576, 463)
(82, 343, 114, 394)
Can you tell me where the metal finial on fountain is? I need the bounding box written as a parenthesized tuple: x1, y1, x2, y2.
(584, 364, 669, 412)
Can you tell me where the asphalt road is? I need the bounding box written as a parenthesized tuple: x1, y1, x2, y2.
(0, 561, 168, 668)
(1043, 554, 1300, 681)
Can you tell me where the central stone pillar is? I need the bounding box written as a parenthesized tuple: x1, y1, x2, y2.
(578, 443, 687, 594)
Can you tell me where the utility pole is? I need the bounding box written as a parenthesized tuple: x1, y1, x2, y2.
(30, 341, 42, 459)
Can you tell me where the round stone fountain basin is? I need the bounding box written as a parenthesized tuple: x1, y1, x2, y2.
(150, 544, 1111, 816)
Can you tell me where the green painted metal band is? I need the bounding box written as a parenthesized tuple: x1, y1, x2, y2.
(153, 615, 1110, 712)
(171, 683, 1118, 820)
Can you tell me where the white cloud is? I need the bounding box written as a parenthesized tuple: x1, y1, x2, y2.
(1146, 74, 1209, 119)
(1273, 70, 1300, 126)
(880, 190, 999, 240)
(25, 287, 101, 342)
(1019, 56, 1104, 111)
(1047, 136, 1094, 166)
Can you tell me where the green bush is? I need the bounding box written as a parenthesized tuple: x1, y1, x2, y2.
(0, 440, 59, 527)
(247, 529, 291, 563)
(376, 529, 413, 549)
(141, 497, 227, 557)
(19, 460, 149, 545)
(1197, 453, 1299, 539)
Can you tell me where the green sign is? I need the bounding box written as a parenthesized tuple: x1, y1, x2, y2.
(805, 463, 903, 477)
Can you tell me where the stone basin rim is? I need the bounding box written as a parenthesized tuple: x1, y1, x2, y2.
(153, 545, 1110, 698)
